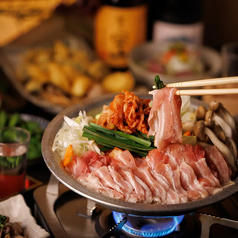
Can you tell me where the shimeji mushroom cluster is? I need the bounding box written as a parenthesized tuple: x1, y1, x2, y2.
(182, 101, 237, 173)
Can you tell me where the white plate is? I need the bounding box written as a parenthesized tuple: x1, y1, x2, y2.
(0, 194, 49, 238)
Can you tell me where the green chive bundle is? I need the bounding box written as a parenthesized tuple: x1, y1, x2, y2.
(82, 123, 155, 157)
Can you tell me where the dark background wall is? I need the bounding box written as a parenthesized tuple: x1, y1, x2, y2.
(203, 0, 238, 50)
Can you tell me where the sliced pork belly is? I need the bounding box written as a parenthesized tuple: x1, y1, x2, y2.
(148, 88, 183, 151)
(134, 175, 154, 204)
(67, 144, 226, 203)
(109, 147, 136, 168)
(205, 146, 232, 186)
(192, 158, 222, 194)
(147, 145, 219, 201)
(108, 148, 153, 203)
(78, 173, 124, 199)
(155, 150, 209, 201)
(93, 166, 125, 196)
(65, 150, 110, 177)
(149, 170, 181, 204)
(153, 163, 188, 203)
(118, 167, 153, 203)
(165, 144, 221, 194)
(107, 166, 136, 202)
(181, 144, 221, 194)
(145, 149, 164, 169)
(110, 148, 180, 204)
(179, 162, 209, 200)
(65, 156, 90, 178)
(165, 144, 185, 165)
(145, 149, 187, 203)
(134, 160, 167, 203)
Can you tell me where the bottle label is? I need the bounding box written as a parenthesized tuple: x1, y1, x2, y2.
(153, 21, 203, 45)
(95, 5, 147, 68)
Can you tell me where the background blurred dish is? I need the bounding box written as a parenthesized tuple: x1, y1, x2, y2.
(128, 41, 222, 88)
(0, 194, 49, 237)
(20, 113, 49, 165)
(0, 110, 49, 165)
(0, 34, 106, 114)
(20, 113, 49, 130)
(0, 17, 136, 114)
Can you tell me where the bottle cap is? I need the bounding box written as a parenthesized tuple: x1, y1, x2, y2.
(101, 0, 145, 7)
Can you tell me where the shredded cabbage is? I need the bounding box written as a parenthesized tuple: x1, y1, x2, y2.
(181, 96, 192, 116)
(52, 111, 101, 160)
(181, 96, 197, 124)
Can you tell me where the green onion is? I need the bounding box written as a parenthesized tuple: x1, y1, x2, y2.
(82, 123, 156, 157)
(154, 75, 165, 90)
(89, 123, 152, 147)
(134, 131, 155, 143)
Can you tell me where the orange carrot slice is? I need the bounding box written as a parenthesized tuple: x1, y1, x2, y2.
(183, 131, 191, 136)
(63, 144, 74, 167)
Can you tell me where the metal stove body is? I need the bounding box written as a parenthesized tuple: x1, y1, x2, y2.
(33, 176, 238, 238)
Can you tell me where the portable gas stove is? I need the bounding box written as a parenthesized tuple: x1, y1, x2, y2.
(33, 175, 238, 238)
(38, 96, 238, 238)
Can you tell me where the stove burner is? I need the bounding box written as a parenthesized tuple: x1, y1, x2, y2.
(112, 211, 184, 237)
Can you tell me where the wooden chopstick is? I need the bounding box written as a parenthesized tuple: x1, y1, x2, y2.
(176, 88, 238, 96)
(166, 76, 238, 88)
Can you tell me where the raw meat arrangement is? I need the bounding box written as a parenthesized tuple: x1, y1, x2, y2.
(52, 86, 237, 204)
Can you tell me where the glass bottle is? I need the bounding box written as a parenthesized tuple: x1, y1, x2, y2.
(94, 0, 148, 69)
(151, 0, 203, 45)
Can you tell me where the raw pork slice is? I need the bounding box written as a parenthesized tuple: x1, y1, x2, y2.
(148, 87, 183, 151)
(65, 150, 110, 177)
(145, 149, 188, 203)
(205, 146, 232, 186)
(165, 144, 221, 194)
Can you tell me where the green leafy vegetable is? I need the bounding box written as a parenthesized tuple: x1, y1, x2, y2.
(82, 123, 156, 157)
(0, 155, 21, 169)
(0, 111, 44, 160)
(0, 215, 7, 229)
(134, 131, 155, 143)
(0, 111, 7, 128)
(8, 113, 20, 127)
(154, 75, 165, 90)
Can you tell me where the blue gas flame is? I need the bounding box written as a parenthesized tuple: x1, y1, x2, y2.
(112, 211, 184, 237)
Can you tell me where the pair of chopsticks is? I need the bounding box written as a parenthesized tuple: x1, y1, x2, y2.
(165, 76, 238, 96)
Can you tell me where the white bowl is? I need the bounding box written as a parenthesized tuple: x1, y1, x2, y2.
(128, 41, 222, 88)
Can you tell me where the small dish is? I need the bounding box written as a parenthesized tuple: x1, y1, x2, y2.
(20, 113, 49, 131)
(128, 41, 222, 88)
(20, 113, 49, 165)
(0, 112, 49, 165)
(0, 194, 49, 238)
